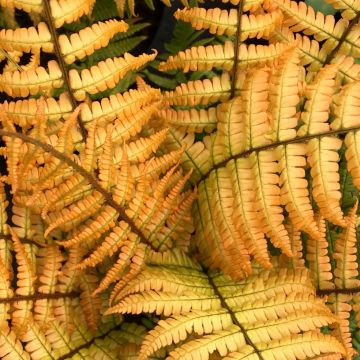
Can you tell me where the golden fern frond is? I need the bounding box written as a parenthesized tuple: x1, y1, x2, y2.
(0, 22, 53, 53)
(267, 49, 301, 142)
(0, 61, 63, 98)
(50, 0, 96, 28)
(160, 41, 290, 73)
(59, 19, 129, 64)
(0, 325, 30, 360)
(277, 143, 320, 239)
(344, 130, 360, 190)
(158, 107, 217, 133)
(163, 73, 233, 107)
(0, 183, 143, 359)
(307, 137, 346, 227)
(69, 50, 157, 101)
(2, 100, 194, 296)
(279, 223, 305, 269)
(324, 0, 360, 19)
(333, 200, 360, 289)
(106, 250, 345, 360)
(174, 7, 282, 37)
(1, 93, 72, 128)
(274, 0, 360, 58)
(306, 214, 335, 291)
(0, 0, 43, 13)
(328, 294, 355, 360)
(271, 26, 360, 83)
(298, 64, 337, 137)
(80, 86, 161, 126)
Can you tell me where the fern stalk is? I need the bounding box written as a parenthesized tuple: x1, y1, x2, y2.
(0, 128, 155, 249)
(43, 0, 88, 140)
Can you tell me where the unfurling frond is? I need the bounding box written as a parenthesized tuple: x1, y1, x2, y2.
(106, 251, 345, 360)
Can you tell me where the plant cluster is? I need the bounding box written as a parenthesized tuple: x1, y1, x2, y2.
(0, 0, 359, 359)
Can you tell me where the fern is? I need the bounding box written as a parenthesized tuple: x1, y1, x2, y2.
(107, 249, 346, 360)
(157, 0, 360, 357)
(1, 0, 360, 359)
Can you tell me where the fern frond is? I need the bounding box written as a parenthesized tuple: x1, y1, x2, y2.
(267, 49, 301, 142)
(1, 94, 72, 128)
(298, 64, 337, 136)
(0, 0, 43, 13)
(344, 130, 360, 190)
(160, 42, 290, 73)
(331, 81, 360, 130)
(50, 0, 96, 28)
(307, 137, 346, 227)
(328, 294, 355, 359)
(0, 23, 53, 53)
(163, 73, 233, 106)
(277, 144, 320, 238)
(274, 0, 360, 58)
(0, 61, 63, 98)
(59, 19, 129, 64)
(333, 200, 360, 289)
(0, 325, 30, 360)
(81, 86, 161, 126)
(324, 0, 360, 20)
(174, 7, 282, 37)
(306, 214, 335, 290)
(158, 107, 217, 134)
(106, 251, 345, 360)
(271, 27, 360, 83)
(69, 50, 157, 100)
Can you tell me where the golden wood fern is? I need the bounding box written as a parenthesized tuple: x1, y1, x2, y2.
(156, 0, 360, 357)
(0, 0, 360, 359)
(106, 249, 346, 360)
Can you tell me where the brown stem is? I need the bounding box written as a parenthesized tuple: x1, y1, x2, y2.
(324, 12, 360, 66)
(230, 1, 245, 99)
(317, 286, 360, 296)
(0, 291, 79, 303)
(206, 269, 265, 360)
(42, 0, 87, 140)
(0, 129, 155, 251)
(198, 125, 360, 184)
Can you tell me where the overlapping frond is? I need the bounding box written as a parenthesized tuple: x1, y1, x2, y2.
(157, 4, 360, 356)
(106, 250, 345, 360)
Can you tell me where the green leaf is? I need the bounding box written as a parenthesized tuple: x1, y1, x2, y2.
(143, 69, 179, 89)
(306, 0, 337, 14)
(86, 36, 148, 66)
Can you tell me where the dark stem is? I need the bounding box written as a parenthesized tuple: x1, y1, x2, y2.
(0, 291, 79, 303)
(0, 129, 154, 251)
(323, 12, 360, 65)
(206, 269, 265, 360)
(230, 1, 245, 99)
(58, 324, 123, 360)
(0, 232, 46, 247)
(198, 125, 360, 184)
(42, 0, 87, 140)
(317, 286, 360, 296)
